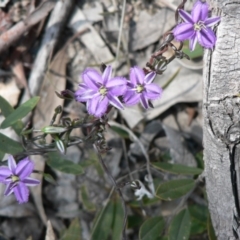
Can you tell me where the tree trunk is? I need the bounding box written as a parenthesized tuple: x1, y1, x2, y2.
(204, 1, 240, 239)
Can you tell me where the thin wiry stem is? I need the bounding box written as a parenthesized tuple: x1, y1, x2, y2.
(93, 143, 128, 240)
(109, 121, 155, 196)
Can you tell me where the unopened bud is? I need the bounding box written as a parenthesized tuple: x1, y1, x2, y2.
(41, 126, 67, 134)
(55, 138, 66, 154)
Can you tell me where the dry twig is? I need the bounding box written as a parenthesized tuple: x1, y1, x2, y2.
(0, 0, 56, 53)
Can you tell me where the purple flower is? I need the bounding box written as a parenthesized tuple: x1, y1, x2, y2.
(0, 155, 40, 204)
(123, 67, 162, 109)
(173, 0, 220, 51)
(75, 66, 127, 117)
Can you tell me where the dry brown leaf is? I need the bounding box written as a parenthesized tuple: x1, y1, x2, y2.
(0, 77, 20, 107)
(11, 60, 28, 89)
(30, 49, 68, 225)
(45, 220, 56, 240)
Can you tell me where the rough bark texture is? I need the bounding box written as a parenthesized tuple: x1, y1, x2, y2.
(204, 1, 240, 239)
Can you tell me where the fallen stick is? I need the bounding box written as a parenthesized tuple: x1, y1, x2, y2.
(0, 0, 56, 53)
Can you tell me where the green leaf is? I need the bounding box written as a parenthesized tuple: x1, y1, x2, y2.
(0, 133, 23, 154)
(168, 209, 191, 240)
(61, 218, 82, 240)
(152, 162, 203, 175)
(127, 215, 144, 229)
(47, 152, 84, 175)
(156, 179, 195, 201)
(189, 205, 208, 223)
(0, 95, 23, 135)
(189, 205, 208, 235)
(207, 214, 217, 240)
(91, 198, 124, 240)
(43, 173, 56, 185)
(112, 198, 125, 239)
(182, 41, 203, 59)
(1, 96, 40, 129)
(139, 216, 165, 240)
(80, 185, 96, 212)
(110, 125, 129, 139)
(195, 151, 204, 169)
(190, 220, 206, 236)
(0, 150, 5, 161)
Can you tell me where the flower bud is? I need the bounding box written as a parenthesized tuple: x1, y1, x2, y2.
(55, 138, 66, 154)
(41, 126, 67, 134)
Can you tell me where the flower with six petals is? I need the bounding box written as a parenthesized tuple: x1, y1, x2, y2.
(0, 155, 40, 204)
(173, 0, 220, 51)
(123, 66, 162, 109)
(75, 66, 127, 117)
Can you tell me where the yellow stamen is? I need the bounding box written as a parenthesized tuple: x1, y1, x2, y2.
(11, 175, 19, 183)
(99, 86, 107, 96)
(136, 85, 144, 93)
(194, 21, 205, 31)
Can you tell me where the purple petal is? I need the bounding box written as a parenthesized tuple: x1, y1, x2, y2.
(8, 155, 16, 172)
(75, 83, 89, 95)
(0, 167, 12, 182)
(192, 1, 209, 22)
(145, 72, 156, 84)
(14, 182, 29, 204)
(88, 95, 109, 117)
(189, 33, 198, 51)
(123, 90, 135, 101)
(197, 28, 216, 49)
(205, 16, 221, 27)
(124, 91, 140, 106)
(75, 89, 99, 102)
(102, 66, 112, 85)
(145, 84, 162, 100)
(82, 69, 102, 90)
(106, 77, 127, 88)
(4, 183, 14, 196)
(23, 177, 40, 186)
(140, 94, 149, 109)
(15, 159, 34, 180)
(173, 23, 195, 41)
(179, 9, 194, 24)
(107, 77, 127, 96)
(108, 94, 124, 110)
(130, 67, 145, 85)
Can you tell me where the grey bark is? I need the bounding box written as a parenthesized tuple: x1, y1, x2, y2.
(204, 1, 240, 239)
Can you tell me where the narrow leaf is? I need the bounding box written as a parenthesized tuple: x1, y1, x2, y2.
(112, 198, 124, 240)
(110, 125, 129, 139)
(0, 150, 5, 161)
(1, 96, 40, 129)
(152, 162, 202, 175)
(80, 185, 96, 212)
(43, 173, 57, 185)
(207, 214, 217, 240)
(47, 152, 84, 175)
(156, 179, 195, 201)
(189, 205, 208, 235)
(139, 216, 165, 240)
(0, 133, 23, 154)
(91, 201, 114, 240)
(0, 95, 23, 134)
(183, 41, 203, 59)
(61, 218, 82, 240)
(169, 209, 191, 240)
(189, 204, 208, 223)
(91, 198, 124, 240)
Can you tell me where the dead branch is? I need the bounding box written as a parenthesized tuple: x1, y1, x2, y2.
(0, 0, 56, 53)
